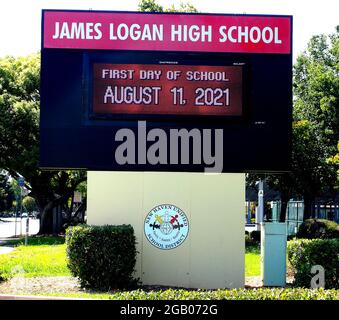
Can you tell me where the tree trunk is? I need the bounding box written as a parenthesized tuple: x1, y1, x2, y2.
(29, 173, 87, 235)
(37, 194, 74, 234)
(37, 202, 54, 235)
(39, 209, 53, 234)
(279, 192, 290, 222)
(303, 194, 314, 220)
(280, 200, 287, 222)
(73, 197, 87, 223)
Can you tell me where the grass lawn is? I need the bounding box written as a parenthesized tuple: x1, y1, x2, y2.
(0, 236, 261, 280)
(245, 245, 261, 277)
(0, 237, 70, 278)
(1, 237, 338, 300)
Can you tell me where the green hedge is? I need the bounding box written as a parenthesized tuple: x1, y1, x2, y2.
(250, 230, 261, 242)
(66, 224, 137, 290)
(297, 219, 339, 239)
(35, 287, 339, 300)
(104, 288, 338, 300)
(288, 238, 339, 289)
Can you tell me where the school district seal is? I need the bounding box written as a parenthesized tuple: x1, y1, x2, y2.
(144, 204, 189, 250)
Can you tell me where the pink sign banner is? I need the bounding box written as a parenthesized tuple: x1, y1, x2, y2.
(43, 10, 292, 54)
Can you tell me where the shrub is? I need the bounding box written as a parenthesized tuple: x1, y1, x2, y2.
(288, 238, 339, 289)
(104, 288, 339, 300)
(66, 224, 137, 290)
(250, 230, 261, 242)
(245, 234, 251, 245)
(245, 234, 259, 247)
(0, 273, 9, 283)
(296, 219, 339, 239)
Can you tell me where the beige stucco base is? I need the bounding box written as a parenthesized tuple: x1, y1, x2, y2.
(87, 171, 245, 289)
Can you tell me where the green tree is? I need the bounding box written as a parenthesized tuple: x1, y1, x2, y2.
(0, 54, 86, 233)
(138, 0, 197, 12)
(165, 2, 197, 12)
(292, 27, 339, 218)
(327, 142, 339, 187)
(0, 172, 14, 212)
(22, 196, 38, 214)
(138, 0, 163, 12)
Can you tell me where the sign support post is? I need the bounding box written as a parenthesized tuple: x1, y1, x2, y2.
(258, 180, 264, 224)
(17, 177, 25, 238)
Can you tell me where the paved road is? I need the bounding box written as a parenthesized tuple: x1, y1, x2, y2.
(0, 218, 40, 238)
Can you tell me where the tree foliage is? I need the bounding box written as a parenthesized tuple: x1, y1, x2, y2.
(138, 0, 197, 12)
(0, 172, 14, 212)
(0, 55, 40, 179)
(138, 0, 164, 12)
(327, 142, 339, 185)
(292, 27, 339, 207)
(22, 196, 38, 214)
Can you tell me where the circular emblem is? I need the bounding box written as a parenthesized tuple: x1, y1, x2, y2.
(144, 204, 189, 250)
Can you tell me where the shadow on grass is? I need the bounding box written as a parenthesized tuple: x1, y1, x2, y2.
(4, 236, 65, 247)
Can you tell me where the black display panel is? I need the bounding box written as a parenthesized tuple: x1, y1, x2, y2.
(40, 11, 292, 173)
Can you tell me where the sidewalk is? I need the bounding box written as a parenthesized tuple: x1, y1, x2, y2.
(0, 239, 15, 254)
(0, 246, 14, 254)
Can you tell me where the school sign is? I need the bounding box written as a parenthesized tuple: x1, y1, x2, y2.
(40, 10, 292, 173)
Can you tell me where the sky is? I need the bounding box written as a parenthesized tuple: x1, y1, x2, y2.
(0, 0, 338, 60)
